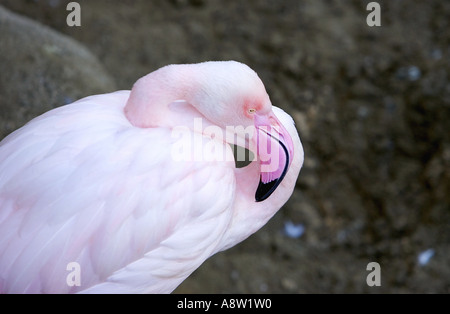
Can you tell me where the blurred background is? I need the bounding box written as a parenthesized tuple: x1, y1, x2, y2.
(0, 0, 449, 293)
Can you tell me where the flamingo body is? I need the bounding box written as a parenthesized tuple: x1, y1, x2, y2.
(0, 61, 303, 293)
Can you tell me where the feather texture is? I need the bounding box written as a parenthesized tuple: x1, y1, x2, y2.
(0, 91, 236, 293)
(0, 61, 303, 293)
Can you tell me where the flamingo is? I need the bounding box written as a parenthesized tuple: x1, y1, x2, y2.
(0, 61, 303, 293)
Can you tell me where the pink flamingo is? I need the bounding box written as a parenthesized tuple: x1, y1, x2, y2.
(0, 61, 303, 293)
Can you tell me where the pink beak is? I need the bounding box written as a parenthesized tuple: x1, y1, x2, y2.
(254, 112, 294, 202)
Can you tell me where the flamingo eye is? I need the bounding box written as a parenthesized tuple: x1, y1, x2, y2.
(248, 108, 256, 114)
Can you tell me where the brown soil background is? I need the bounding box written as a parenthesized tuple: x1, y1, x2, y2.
(1, 0, 449, 293)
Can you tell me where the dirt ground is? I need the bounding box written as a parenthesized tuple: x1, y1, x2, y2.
(1, 0, 449, 293)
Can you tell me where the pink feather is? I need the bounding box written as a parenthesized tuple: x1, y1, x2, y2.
(0, 61, 303, 293)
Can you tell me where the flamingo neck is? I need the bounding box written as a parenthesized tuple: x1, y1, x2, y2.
(124, 65, 195, 128)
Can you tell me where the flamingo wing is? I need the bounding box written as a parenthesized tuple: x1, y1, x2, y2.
(0, 91, 236, 293)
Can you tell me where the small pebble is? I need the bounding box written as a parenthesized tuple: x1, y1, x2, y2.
(281, 277, 298, 291)
(407, 66, 421, 81)
(357, 106, 369, 118)
(259, 282, 268, 292)
(417, 248, 435, 266)
(284, 221, 305, 239)
(396, 66, 421, 81)
(431, 49, 442, 60)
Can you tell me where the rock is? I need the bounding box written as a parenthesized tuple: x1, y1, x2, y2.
(0, 5, 116, 140)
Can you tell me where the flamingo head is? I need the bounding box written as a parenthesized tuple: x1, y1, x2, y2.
(186, 61, 295, 202)
(125, 61, 295, 202)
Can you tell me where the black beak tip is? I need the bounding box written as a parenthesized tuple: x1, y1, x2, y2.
(254, 139, 290, 202)
(255, 179, 280, 202)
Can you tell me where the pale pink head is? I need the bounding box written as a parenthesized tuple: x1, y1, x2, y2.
(124, 61, 295, 202)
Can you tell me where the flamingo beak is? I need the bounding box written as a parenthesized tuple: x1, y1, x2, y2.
(254, 112, 294, 202)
